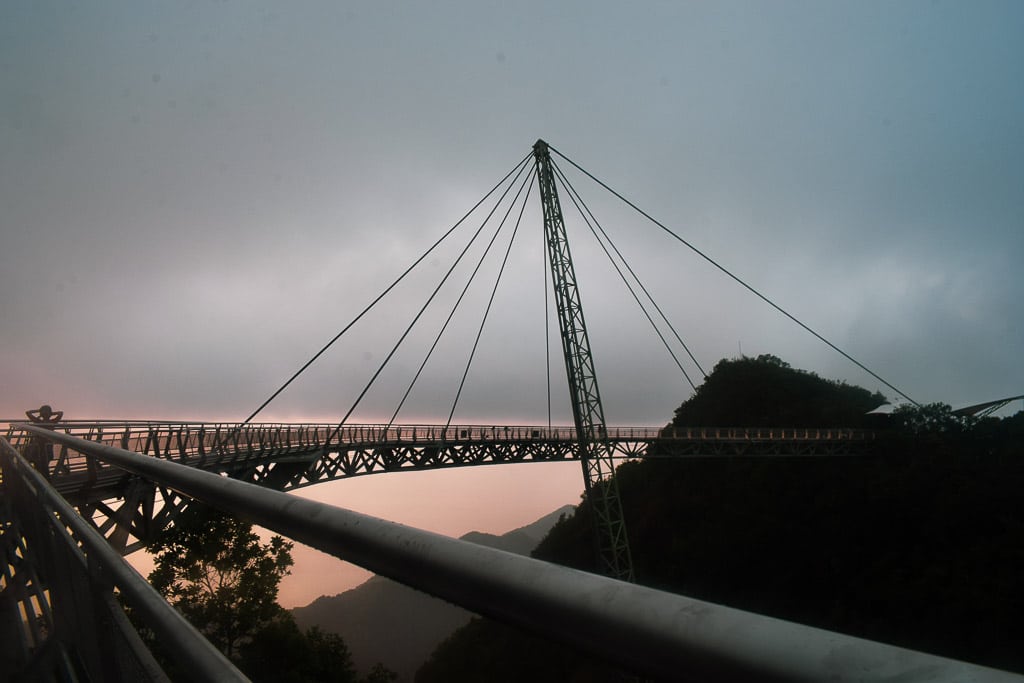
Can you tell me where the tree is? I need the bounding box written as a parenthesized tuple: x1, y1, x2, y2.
(237, 615, 359, 682)
(148, 502, 294, 658)
(890, 402, 970, 436)
(667, 354, 886, 429)
(146, 501, 395, 682)
(362, 662, 399, 683)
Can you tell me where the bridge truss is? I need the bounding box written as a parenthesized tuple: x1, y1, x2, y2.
(3, 420, 872, 555)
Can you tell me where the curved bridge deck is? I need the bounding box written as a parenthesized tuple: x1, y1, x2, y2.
(4, 421, 874, 504)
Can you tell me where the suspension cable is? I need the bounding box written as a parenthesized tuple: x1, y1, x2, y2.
(446, 170, 535, 429)
(554, 158, 708, 380)
(553, 166, 697, 392)
(386, 167, 537, 428)
(327, 159, 535, 442)
(553, 159, 705, 389)
(550, 145, 920, 406)
(236, 151, 534, 429)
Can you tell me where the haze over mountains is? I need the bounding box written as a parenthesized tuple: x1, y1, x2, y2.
(292, 505, 575, 681)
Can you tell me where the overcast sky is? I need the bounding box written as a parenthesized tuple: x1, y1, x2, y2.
(3, 1, 1022, 605)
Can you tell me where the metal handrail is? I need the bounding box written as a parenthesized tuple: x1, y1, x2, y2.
(0, 435, 247, 682)
(17, 424, 1021, 683)
(3, 421, 874, 447)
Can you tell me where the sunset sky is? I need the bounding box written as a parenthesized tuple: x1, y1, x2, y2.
(3, 1, 1022, 606)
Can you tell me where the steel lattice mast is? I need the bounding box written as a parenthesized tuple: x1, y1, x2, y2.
(532, 139, 634, 582)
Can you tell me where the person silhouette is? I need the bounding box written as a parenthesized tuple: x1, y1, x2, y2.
(26, 404, 63, 425)
(25, 404, 63, 478)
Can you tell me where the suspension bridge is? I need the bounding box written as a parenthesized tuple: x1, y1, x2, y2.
(1, 141, 1017, 682)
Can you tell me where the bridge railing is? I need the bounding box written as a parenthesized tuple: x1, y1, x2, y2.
(0, 435, 246, 682)
(1, 420, 874, 483)
(2, 420, 873, 446)
(9, 423, 1017, 683)
(659, 426, 873, 440)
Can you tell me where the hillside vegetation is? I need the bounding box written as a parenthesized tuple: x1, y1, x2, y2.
(417, 355, 1024, 681)
(668, 354, 885, 427)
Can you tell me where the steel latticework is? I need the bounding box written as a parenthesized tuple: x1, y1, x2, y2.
(0, 420, 872, 559)
(0, 435, 244, 681)
(533, 139, 634, 582)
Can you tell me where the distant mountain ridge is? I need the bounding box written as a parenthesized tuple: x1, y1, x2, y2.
(292, 505, 575, 682)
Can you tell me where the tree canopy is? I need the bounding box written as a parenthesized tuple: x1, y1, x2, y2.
(668, 354, 886, 428)
(148, 502, 294, 658)
(145, 501, 394, 682)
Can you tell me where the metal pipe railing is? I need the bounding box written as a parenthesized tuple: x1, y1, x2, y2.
(0, 435, 248, 682)
(2, 420, 875, 442)
(16, 423, 1021, 683)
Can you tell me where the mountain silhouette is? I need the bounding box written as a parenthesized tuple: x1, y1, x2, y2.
(292, 505, 575, 681)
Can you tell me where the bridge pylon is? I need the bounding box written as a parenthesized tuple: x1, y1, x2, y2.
(532, 139, 634, 582)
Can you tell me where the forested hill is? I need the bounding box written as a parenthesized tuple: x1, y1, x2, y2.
(416, 356, 1024, 682)
(668, 353, 886, 427)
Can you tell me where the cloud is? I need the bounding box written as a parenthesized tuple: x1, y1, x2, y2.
(2, 1, 1022, 424)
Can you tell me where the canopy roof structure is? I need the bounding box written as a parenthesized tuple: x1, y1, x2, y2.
(951, 395, 1024, 418)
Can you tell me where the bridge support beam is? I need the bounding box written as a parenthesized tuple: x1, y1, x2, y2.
(533, 139, 634, 582)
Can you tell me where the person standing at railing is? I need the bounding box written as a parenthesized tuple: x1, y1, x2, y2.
(24, 404, 63, 479)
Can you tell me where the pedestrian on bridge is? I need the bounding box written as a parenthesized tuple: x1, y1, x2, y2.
(25, 404, 63, 479)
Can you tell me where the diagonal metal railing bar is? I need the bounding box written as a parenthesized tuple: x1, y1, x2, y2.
(0, 436, 247, 682)
(14, 424, 1023, 683)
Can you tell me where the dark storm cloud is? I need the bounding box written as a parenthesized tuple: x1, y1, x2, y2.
(2, 1, 1022, 422)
